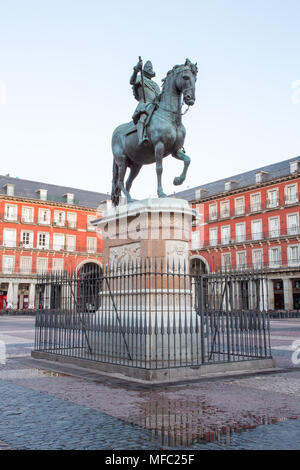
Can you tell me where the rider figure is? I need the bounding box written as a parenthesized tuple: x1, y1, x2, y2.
(130, 58, 161, 145)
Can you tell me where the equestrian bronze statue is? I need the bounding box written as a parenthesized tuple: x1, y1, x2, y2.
(111, 58, 198, 206)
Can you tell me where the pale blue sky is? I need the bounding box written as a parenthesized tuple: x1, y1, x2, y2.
(0, 0, 299, 198)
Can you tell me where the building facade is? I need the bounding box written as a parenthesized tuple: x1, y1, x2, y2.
(175, 157, 300, 311)
(0, 175, 110, 310)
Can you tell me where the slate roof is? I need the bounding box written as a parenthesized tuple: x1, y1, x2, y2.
(0, 174, 110, 208)
(173, 156, 300, 202)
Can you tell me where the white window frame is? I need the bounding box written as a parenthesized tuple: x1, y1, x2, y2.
(268, 216, 280, 238)
(4, 204, 18, 221)
(234, 197, 245, 216)
(52, 258, 64, 273)
(267, 188, 279, 208)
(287, 244, 300, 266)
(67, 212, 77, 229)
(220, 200, 230, 219)
(269, 246, 281, 268)
(21, 206, 34, 223)
(53, 210, 65, 227)
(38, 208, 51, 225)
(3, 228, 17, 247)
(209, 227, 218, 246)
(37, 232, 50, 250)
(87, 237, 97, 253)
(285, 184, 298, 204)
(286, 212, 300, 236)
(235, 222, 246, 243)
(209, 203, 217, 221)
(66, 235, 76, 252)
(236, 250, 247, 269)
(252, 249, 263, 269)
(221, 225, 231, 245)
(2, 255, 15, 274)
(221, 252, 231, 270)
(191, 231, 200, 250)
(251, 219, 262, 240)
(36, 257, 48, 274)
(20, 230, 34, 248)
(53, 233, 65, 251)
(250, 192, 261, 212)
(20, 256, 32, 274)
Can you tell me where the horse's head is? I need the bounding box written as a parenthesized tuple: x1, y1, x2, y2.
(174, 59, 198, 106)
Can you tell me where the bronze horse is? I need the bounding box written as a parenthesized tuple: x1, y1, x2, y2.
(111, 59, 198, 206)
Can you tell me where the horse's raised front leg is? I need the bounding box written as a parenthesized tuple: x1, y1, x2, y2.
(172, 148, 191, 186)
(154, 142, 167, 198)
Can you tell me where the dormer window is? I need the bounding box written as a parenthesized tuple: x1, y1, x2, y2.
(225, 180, 237, 191)
(255, 171, 269, 183)
(290, 161, 300, 174)
(63, 193, 74, 204)
(195, 188, 208, 200)
(36, 189, 48, 201)
(3, 184, 14, 196)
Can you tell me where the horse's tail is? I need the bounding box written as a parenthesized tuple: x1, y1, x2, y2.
(111, 159, 121, 207)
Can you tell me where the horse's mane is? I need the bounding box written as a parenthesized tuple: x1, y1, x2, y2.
(161, 59, 198, 93)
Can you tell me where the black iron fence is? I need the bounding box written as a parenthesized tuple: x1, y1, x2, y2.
(34, 261, 272, 370)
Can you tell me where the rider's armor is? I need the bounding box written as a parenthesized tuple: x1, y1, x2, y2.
(130, 60, 161, 145)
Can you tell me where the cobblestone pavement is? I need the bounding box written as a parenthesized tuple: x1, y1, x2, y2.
(0, 315, 299, 450)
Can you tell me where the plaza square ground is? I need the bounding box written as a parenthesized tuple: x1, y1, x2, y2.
(0, 315, 299, 450)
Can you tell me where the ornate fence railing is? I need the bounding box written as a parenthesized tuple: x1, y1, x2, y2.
(34, 261, 272, 370)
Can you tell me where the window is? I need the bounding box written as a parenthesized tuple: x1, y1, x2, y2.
(36, 189, 48, 201)
(269, 217, 280, 238)
(5, 184, 14, 196)
(255, 172, 263, 183)
(290, 161, 300, 174)
(87, 237, 97, 253)
(67, 212, 77, 229)
(36, 257, 48, 274)
(209, 203, 217, 221)
(250, 193, 261, 212)
(38, 208, 51, 225)
(252, 249, 263, 268)
(53, 233, 65, 251)
(52, 258, 64, 272)
(3, 228, 16, 247)
(235, 197, 245, 216)
(2, 255, 15, 274)
(220, 201, 230, 218)
(20, 256, 32, 274)
(251, 220, 262, 240)
(191, 231, 200, 250)
(221, 253, 231, 270)
(66, 235, 76, 252)
(22, 206, 34, 223)
(237, 251, 247, 269)
(235, 222, 246, 242)
(37, 232, 49, 250)
(53, 211, 65, 227)
(221, 226, 230, 244)
(287, 213, 299, 235)
(269, 247, 281, 267)
(209, 227, 218, 246)
(87, 214, 97, 231)
(5, 204, 17, 221)
(267, 188, 279, 208)
(287, 245, 300, 266)
(21, 231, 33, 248)
(285, 184, 298, 204)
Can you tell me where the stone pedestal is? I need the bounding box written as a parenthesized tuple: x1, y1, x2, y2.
(90, 198, 204, 368)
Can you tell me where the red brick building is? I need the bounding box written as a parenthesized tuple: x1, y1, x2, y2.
(175, 157, 300, 311)
(0, 175, 110, 310)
